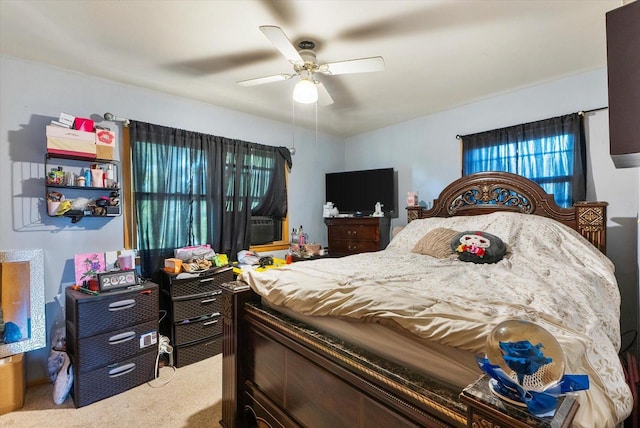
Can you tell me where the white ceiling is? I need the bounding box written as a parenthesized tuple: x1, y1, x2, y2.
(0, 0, 624, 137)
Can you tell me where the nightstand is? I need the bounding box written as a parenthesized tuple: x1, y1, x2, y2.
(324, 217, 390, 256)
(459, 375, 578, 428)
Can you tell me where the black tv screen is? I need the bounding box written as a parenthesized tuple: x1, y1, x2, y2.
(325, 168, 397, 217)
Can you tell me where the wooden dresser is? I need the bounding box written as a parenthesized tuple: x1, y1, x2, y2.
(324, 217, 390, 257)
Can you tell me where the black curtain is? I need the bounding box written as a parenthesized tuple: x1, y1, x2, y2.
(130, 121, 290, 278)
(461, 113, 586, 207)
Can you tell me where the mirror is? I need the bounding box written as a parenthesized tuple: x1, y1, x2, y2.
(0, 249, 45, 358)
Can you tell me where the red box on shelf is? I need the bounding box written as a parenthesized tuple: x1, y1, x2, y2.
(74, 118, 94, 132)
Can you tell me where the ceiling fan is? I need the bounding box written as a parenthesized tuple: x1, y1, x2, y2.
(237, 26, 385, 106)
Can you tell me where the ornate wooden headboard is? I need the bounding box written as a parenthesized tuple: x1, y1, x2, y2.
(407, 172, 608, 253)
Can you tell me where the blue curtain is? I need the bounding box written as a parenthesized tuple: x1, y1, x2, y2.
(129, 121, 291, 278)
(461, 113, 586, 207)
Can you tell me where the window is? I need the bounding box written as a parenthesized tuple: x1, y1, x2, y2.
(461, 113, 586, 208)
(124, 122, 291, 277)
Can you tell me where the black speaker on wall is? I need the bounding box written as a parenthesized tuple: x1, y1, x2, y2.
(606, 0, 640, 168)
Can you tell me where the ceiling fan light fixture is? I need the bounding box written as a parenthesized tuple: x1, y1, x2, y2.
(292, 79, 318, 104)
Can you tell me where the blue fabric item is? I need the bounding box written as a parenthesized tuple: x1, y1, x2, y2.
(560, 374, 590, 393)
(3, 321, 22, 343)
(499, 340, 553, 384)
(477, 357, 589, 417)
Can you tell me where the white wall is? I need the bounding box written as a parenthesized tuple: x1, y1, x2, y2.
(2, 54, 637, 382)
(0, 54, 344, 382)
(345, 68, 639, 357)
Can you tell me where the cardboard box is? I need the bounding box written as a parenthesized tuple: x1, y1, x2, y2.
(164, 258, 182, 273)
(47, 137, 96, 159)
(0, 353, 26, 415)
(96, 144, 113, 160)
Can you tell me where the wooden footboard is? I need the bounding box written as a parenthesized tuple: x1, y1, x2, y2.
(220, 282, 467, 428)
(219, 284, 579, 428)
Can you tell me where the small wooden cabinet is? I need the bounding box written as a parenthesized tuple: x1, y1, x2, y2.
(65, 282, 159, 407)
(159, 266, 234, 367)
(324, 217, 390, 257)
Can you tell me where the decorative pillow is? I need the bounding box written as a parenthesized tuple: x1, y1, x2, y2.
(450, 231, 506, 264)
(411, 228, 459, 258)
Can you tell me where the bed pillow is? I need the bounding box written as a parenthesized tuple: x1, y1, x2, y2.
(450, 230, 506, 264)
(411, 227, 459, 258)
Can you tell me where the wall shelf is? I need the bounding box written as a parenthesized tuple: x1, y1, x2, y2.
(45, 153, 121, 223)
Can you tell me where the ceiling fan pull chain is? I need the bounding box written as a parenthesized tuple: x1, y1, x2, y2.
(290, 98, 296, 155)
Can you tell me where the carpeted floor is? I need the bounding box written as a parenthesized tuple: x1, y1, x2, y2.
(0, 354, 222, 428)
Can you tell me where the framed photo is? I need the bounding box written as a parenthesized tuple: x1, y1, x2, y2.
(74, 253, 106, 286)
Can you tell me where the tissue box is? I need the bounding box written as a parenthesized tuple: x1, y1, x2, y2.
(164, 258, 182, 273)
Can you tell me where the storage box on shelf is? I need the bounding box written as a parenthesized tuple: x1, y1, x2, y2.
(46, 125, 97, 159)
(45, 153, 121, 222)
(159, 266, 234, 367)
(65, 282, 159, 407)
(95, 128, 116, 160)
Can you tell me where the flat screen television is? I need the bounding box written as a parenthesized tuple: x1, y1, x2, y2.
(325, 168, 397, 217)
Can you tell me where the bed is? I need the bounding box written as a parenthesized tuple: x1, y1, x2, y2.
(219, 171, 632, 428)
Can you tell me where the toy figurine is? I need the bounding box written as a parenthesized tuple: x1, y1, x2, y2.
(407, 191, 418, 206)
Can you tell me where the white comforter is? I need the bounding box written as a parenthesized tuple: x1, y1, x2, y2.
(240, 212, 632, 427)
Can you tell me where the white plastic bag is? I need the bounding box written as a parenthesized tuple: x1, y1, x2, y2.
(47, 292, 73, 404)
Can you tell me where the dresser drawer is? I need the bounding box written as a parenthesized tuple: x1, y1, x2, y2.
(328, 224, 378, 241)
(174, 312, 221, 345)
(66, 283, 159, 339)
(173, 290, 222, 321)
(329, 240, 380, 256)
(165, 267, 233, 298)
(71, 349, 156, 408)
(174, 336, 222, 367)
(68, 319, 158, 373)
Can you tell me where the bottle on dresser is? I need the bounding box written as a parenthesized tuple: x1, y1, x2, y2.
(298, 225, 306, 245)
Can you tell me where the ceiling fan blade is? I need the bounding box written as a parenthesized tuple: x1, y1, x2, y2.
(259, 0, 296, 25)
(259, 25, 304, 66)
(237, 73, 293, 87)
(316, 81, 334, 106)
(168, 50, 278, 75)
(318, 56, 385, 75)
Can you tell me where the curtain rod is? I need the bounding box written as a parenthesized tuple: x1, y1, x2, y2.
(455, 106, 609, 139)
(578, 106, 608, 116)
